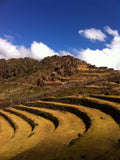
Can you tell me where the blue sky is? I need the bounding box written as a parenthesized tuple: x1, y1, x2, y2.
(0, 0, 120, 69)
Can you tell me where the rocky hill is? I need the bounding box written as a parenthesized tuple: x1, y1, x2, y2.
(0, 55, 119, 86)
(0, 55, 94, 83)
(0, 55, 88, 79)
(0, 55, 119, 107)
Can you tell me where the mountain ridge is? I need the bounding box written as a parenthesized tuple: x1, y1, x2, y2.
(0, 55, 119, 108)
(0, 55, 115, 83)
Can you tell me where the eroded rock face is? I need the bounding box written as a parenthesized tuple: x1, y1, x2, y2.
(40, 55, 88, 78)
(54, 55, 87, 76)
(0, 55, 119, 87)
(0, 55, 89, 82)
(37, 78, 44, 87)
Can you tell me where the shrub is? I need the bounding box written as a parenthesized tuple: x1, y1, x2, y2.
(28, 132, 35, 138)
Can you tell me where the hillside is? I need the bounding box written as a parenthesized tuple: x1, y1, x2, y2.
(0, 55, 120, 160)
(0, 55, 88, 82)
(0, 55, 120, 107)
(0, 55, 119, 85)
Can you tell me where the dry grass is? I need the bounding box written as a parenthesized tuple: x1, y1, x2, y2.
(0, 56, 120, 160)
(3, 108, 36, 131)
(0, 107, 55, 160)
(0, 95, 120, 160)
(40, 99, 120, 160)
(0, 115, 14, 147)
(11, 106, 86, 160)
(0, 83, 50, 108)
(90, 94, 120, 103)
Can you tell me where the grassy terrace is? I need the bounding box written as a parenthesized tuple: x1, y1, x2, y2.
(0, 95, 120, 160)
(44, 96, 120, 125)
(0, 111, 16, 133)
(0, 112, 15, 147)
(13, 105, 59, 129)
(23, 101, 91, 132)
(11, 106, 86, 160)
(0, 107, 55, 160)
(3, 108, 36, 131)
(90, 94, 120, 103)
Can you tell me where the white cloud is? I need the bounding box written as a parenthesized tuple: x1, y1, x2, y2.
(77, 27, 120, 70)
(0, 38, 58, 60)
(0, 26, 120, 70)
(104, 26, 119, 37)
(0, 38, 22, 59)
(78, 28, 106, 42)
(31, 41, 58, 60)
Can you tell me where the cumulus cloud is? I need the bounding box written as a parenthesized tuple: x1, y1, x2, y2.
(0, 38, 23, 59)
(77, 26, 120, 70)
(0, 38, 58, 60)
(31, 41, 58, 60)
(0, 26, 120, 70)
(78, 28, 106, 42)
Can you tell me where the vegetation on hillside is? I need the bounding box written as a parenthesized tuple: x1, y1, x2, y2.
(0, 55, 119, 108)
(0, 55, 120, 160)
